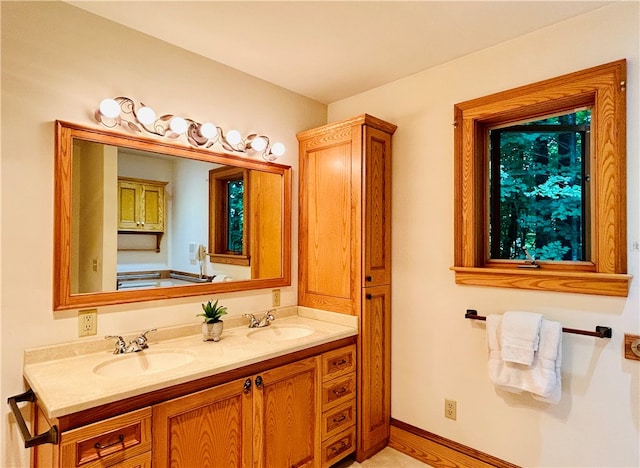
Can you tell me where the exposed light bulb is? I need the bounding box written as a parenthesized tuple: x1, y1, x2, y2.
(137, 106, 156, 125)
(271, 142, 285, 157)
(169, 116, 188, 134)
(95, 97, 281, 163)
(251, 136, 267, 152)
(226, 129, 242, 146)
(200, 122, 218, 139)
(99, 98, 121, 119)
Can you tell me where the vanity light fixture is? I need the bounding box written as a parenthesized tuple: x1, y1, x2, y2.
(95, 96, 285, 161)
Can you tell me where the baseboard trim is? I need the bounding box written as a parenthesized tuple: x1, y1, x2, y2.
(389, 418, 520, 468)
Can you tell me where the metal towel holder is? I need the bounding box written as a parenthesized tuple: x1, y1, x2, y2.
(464, 309, 612, 339)
(7, 388, 58, 448)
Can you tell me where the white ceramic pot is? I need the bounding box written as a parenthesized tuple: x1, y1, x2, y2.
(202, 321, 224, 342)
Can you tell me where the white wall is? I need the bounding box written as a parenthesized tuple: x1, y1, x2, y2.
(0, 2, 325, 466)
(329, 3, 639, 467)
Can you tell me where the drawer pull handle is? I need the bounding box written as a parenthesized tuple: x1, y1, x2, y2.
(333, 387, 347, 396)
(332, 358, 347, 367)
(332, 414, 347, 423)
(330, 440, 348, 452)
(94, 434, 124, 450)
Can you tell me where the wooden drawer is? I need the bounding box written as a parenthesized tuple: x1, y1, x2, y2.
(321, 426, 356, 468)
(321, 345, 356, 382)
(321, 398, 355, 440)
(60, 407, 151, 467)
(321, 372, 356, 410)
(108, 451, 151, 468)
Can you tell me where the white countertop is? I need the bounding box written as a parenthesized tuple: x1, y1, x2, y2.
(23, 308, 357, 419)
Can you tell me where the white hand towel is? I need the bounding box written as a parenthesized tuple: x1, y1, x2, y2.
(487, 315, 563, 403)
(531, 320, 563, 404)
(501, 311, 543, 365)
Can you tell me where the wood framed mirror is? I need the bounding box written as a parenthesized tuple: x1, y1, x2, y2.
(54, 121, 291, 311)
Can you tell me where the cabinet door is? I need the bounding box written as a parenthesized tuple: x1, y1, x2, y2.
(118, 181, 141, 230)
(358, 284, 391, 457)
(152, 377, 252, 468)
(139, 183, 164, 231)
(298, 125, 362, 315)
(362, 125, 392, 287)
(253, 357, 320, 468)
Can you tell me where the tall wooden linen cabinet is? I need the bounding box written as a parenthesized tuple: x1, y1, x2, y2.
(297, 114, 395, 462)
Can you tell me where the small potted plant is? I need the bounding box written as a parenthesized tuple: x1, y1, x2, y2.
(197, 299, 228, 342)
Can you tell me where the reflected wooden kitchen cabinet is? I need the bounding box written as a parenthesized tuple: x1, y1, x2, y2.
(117, 177, 167, 233)
(297, 115, 396, 462)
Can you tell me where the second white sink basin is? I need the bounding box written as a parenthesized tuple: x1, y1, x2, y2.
(247, 325, 315, 342)
(93, 350, 196, 377)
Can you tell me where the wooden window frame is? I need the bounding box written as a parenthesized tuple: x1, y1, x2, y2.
(209, 166, 250, 266)
(451, 60, 631, 296)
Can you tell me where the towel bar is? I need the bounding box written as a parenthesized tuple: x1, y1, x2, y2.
(7, 389, 58, 447)
(465, 309, 612, 339)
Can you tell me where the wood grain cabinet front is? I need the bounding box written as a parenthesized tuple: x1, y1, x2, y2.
(298, 115, 395, 462)
(44, 407, 152, 468)
(152, 356, 320, 468)
(319, 345, 357, 467)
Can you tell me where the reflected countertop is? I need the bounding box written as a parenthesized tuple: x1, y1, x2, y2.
(23, 307, 357, 419)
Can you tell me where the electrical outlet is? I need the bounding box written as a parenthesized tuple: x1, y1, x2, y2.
(445, 399, 457, 420)
(78, 309, 97, 337)
(272, 289, 281, 307)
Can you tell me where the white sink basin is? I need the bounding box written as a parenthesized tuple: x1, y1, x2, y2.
(93, 350, 196, 377)
(247, 325, 315, 342)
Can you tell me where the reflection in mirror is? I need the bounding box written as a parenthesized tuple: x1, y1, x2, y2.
(55, 121, 291, 311)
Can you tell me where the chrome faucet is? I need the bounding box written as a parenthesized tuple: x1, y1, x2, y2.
(106, 329, 157, 354)
(244, 309, 276, 328)
(105, 335, 127, 354)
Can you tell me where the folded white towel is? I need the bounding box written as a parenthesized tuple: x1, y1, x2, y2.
(487, 314, 563, 403)
(501, 311, 543, 365)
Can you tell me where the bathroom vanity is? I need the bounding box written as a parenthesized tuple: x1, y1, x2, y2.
(31, 114, 394, 467)
(21, 311, 357, 467)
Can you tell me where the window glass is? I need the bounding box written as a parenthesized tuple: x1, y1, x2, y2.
(488, 110, 591, 262)
(226, 179, 244, 253)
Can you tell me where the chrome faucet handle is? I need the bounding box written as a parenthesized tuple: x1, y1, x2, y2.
(125, 340, 142, 353)
(105, 335, 126, 354)
(243, 314, 259, 328)
(257, 310, 276, 327)
(135, 328, 157, 349)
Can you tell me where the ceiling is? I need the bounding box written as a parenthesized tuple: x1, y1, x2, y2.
(67, 1, 610, 104)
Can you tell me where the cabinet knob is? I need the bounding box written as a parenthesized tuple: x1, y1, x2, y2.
(255, 375, 263, 389)
(243, 378, 252, 394)
(365, 275, 372, 282)
(366, 294, 372, 300)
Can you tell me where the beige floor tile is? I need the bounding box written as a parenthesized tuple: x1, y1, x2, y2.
(333, 447, 432, 467)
